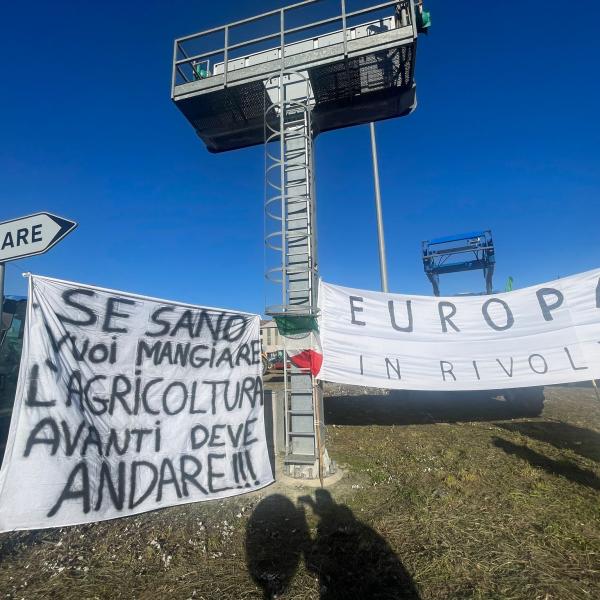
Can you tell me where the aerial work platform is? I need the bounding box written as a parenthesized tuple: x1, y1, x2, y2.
(422, 230, 496, 296)
(172, 0, 424, 153)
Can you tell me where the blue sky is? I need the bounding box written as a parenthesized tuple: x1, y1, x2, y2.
(1, 1, 599, 314)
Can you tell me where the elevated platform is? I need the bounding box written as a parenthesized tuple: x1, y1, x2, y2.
(422, 230, 496, 296)
(172, 1, 420, 153)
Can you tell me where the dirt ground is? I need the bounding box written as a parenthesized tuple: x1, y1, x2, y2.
(0, 383, 599, 599)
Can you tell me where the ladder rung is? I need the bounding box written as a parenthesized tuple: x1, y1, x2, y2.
(284, 454, 315, 465)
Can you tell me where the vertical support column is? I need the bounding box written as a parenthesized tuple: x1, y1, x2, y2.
(265, 71, 315, 314)
(0, 263, 7, 352)
(370, 122, 389, 293)
(281, 73, 320, 477)
(0, 263, 5, 327)
(264, 69, 332, 479)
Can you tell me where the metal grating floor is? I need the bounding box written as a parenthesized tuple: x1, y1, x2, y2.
(180, 80, 267, 132)
(309, 46, 414, 104)
(176, 44, 417, 152)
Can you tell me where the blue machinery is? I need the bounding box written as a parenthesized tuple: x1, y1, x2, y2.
(422, 230, 495, 296)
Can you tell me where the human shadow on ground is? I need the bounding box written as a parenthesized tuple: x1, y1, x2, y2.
(246, 490, 419, 599)
(245, 494, 309, 599)
(299, 489, 420, 600)
(492, 437, 600, 490)
(495, 421, 600, 463)
(325, 390, 532, 427)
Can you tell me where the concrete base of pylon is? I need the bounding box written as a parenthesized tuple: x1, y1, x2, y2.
(283, 448, 337, 480)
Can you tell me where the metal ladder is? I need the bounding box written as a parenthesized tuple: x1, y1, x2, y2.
(265, 70, 316, 314)
(264, 70, 324, 472)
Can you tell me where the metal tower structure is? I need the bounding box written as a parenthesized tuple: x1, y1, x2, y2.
(422, 230, 496, 296)
(265, 71, 317, 315)
(172, 0, 428, 477)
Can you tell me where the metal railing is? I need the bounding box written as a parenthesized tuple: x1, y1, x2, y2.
(172, 0, 413, 94)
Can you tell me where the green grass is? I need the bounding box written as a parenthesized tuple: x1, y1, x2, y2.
(0, 385, 599, 599)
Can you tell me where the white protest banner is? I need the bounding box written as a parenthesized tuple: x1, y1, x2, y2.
(0, 275, 273, 532)
(318, 269, 600, 391)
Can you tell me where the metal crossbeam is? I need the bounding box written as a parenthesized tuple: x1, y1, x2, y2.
(422, 230, 496, 296)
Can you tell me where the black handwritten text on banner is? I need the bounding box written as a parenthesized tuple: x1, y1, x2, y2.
(0, 276, 273, 532)
(318, 269, 600, 391)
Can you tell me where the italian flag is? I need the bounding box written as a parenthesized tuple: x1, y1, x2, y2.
(274, 315, 323, 377)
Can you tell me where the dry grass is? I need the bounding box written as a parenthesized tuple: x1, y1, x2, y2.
(0, 385, 599, 599)
(327, 385, 600, 599)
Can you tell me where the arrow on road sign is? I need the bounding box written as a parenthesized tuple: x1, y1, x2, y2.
(0, 212, 78, 263)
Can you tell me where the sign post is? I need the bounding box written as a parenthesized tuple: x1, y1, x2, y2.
(0, 212, 77, 319)
(0, 262, 5, 331)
